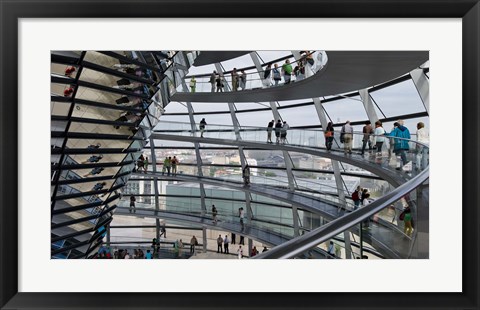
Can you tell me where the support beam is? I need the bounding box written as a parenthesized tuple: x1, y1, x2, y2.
(106, 224, 111, 248)
(314, 97, 352, 258)
(410, 68, 430, 115)
(202, 226, 207, 253)
(182, 81, 207, 216)
(359, 88, 380, 125)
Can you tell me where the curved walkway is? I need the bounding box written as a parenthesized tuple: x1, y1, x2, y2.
(149, 133, 410, 187)
(114, 206, 328, 258)
(139, 172, 346, 220)
(172, 51, 428, 102)
(137, 172, 412, 258)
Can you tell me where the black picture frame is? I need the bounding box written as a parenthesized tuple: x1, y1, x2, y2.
(1, 1, 479, 309)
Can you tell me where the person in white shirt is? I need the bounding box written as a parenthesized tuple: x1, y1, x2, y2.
(280, 121, 290, 144)
(373, 121, 386, 157)
(416, 122, 429, 170)
(223, 235, 230, 254)
(327, 241, 335, 258)
(239, 207, 245, 230)
(341, 121, 354, 154)
(237, 246, 243, 259)
(362, 193, 371, 228)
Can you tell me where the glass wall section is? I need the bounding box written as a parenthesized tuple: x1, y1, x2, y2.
(255, 51, 292, 63)
(278, 104, 320, 127)
(245, 150, 287, 168)
(369, 79, 427, 117)
(236, 109, 275, 127)
(188, 102, 229, 113)
(193, 114, 234, 126)
(322, 96, 367, 123)
(163, 101, 188, 114)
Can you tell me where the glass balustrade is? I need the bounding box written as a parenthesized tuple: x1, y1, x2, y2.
(179, 51, 327, 93)
(116, 200, 297, 243)
(153, 120, 429, 176)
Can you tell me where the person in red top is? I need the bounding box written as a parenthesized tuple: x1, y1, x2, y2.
(64, 66, 76, 77)
(63, 86, 74, 97)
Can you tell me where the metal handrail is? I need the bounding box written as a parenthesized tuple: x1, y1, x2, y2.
(253, 167, 428, 259)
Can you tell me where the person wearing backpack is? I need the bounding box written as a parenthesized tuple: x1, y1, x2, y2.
(351, 186, 361, 210)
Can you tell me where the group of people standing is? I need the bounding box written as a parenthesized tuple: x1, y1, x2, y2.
(162, 156, 180, 176)
(205, 69, 248, 93)
(135, 154, 149, 173)
(263, 52, 317, 87)
(328, 119, 428, 171)
(266, 119, 290, 144)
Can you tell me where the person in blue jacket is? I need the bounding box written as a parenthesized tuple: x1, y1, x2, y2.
(389, 120, 411, 170)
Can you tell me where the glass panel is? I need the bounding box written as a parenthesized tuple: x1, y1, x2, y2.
(322, 96, 368, 123)
(370, 79, 426, 117)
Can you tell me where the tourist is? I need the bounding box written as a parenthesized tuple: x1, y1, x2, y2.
(416, 122, 429, 170)
(145, 249, 152, 259)
(162, 156, 171, 175)
(209, 71, 217, 92)
(373, 121, 386, 157)
(231, 232, 236, 245)
(401, 206, 413, 236)
(212, 204, 218, 224)
(274, 119, 282, 143)
(223, 235, 230, 254)
(239, 207, 245, 231)
(239, 70, 247, 90)
(282, 59, 293, 84)
(389, 120, 411, 170)
(267, 120, 274, 143)
(239, 235, 245, 245)
(262, 246, 268, 252)
(361, 121, 374, 155)
(217, 235, 223, 253)
(272, 63, 281, 86)
(351, 186, 361, 210)
(242, 165, 250, 186)
(189, 76, 196, 93)
(129, 195, 136, 213)
(362, 193, 372, 228)
(263, 64, 272, 87)
(171, 156, 179, 175)
(199, 118, 207, 137)
(341, 121, 354, 154)
(190, 236, 198, 254)
(327, 241, 335, 258)
(324, 122, 334, 151)
(216, 74, 224, 92)
(231, 68, 239, 91)
(280, 121, 289, 144)
(143, 156, 149, 173)
(137, 154, 145, 172)
(238, 246, 243, 259)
